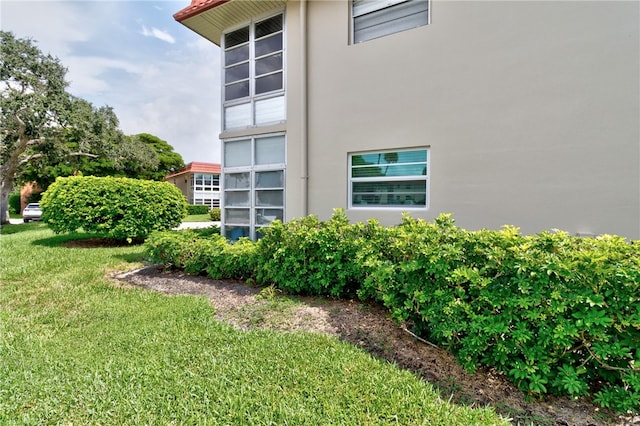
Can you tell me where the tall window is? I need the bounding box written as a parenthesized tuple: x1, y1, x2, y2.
(352, 0, 430, 44)
(223, 13, 285, 130)
(190, 173, 220, 208)
(223, 134, 285, 240)
(349, 148, 429, 208)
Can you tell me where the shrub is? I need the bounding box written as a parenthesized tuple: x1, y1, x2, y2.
(8, 192, 20, 214)
(41, 176, 187, 241)
(255, 209, 385, 298)
(364, 214, 640, 413)
(187, 204, 210, 215)
(142, 211, 640, 413)
(210, 207, 221, 221)
(145, 230, 256, 280)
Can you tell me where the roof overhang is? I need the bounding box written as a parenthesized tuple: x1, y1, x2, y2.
(174, 0, 287, 46)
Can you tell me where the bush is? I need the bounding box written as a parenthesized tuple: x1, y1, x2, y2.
(8, 192, 21, 214)
(210, 207, 221, 221)
(142, 212, 640, 413)
(255, 209, 385, 298)
(363, 214, 640, 413)
(145, 230, 256, 280)
(187, 204, 210, 215)
(41, 176, 187, 241)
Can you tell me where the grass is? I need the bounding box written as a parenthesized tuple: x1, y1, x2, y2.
(183, 214, 213, 222)
(0, 223, 508, 425)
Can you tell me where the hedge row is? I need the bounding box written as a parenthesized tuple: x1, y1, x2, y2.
(41, 176, 187, 241)
(144, 210, 640, 413)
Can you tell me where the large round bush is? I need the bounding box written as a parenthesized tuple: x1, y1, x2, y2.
(41, 176, 187, 240)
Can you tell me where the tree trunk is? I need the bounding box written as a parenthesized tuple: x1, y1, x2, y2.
(0, 181, 11, 225)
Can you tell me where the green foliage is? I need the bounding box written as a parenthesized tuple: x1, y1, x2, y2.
(8, 192, 20, 214)
(130, 133, 185, 181)
(364, 215, 640, 413)
(209, 207, 221, 221)
(142, 211, 640, 414)
(186, 204, 210, 215)
(41, 176, 187, 240)
(145, 230, 255, 281)
(255, 209, 385, 298)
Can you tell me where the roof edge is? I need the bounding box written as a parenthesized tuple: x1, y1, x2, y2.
(173, 0, 231, 22)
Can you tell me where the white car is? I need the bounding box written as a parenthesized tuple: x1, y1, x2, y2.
(22, 203, 42, 222)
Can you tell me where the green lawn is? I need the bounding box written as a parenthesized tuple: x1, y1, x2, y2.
(183, 214, 213, 222)
(0, 223, 507, 425)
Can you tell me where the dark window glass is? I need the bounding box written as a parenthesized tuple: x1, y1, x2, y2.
(225, 27, 249, 48)
(255, 15, 282, 39)
(255, 72, 283, 94)
(225, 45, 249, 66)
(255, 53, 282, 77)
(255, 33, 282, 57)
(225, 80, 250, 101)
(225, 63, 249, 83)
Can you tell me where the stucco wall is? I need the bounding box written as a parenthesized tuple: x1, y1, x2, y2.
(298, 0, 639, 239)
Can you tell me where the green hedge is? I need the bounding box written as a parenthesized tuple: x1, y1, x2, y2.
(187, 204, 210, 215)
(41, 176, 187, 241)
(143, 211, 640, 413)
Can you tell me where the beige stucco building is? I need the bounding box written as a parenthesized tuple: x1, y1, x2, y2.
(165, 162, 221, 208)
(175, 0, 639, 241)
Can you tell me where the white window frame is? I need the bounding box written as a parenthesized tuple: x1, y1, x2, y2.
(351, 0, 430, 44)
(222, 11, 286, 131)
(348, 148, 429, 209)
(222, 134, 286, 241)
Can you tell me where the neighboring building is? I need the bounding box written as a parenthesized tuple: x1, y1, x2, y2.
(165, 162, 222, 208)
(174, 0, 640, 240)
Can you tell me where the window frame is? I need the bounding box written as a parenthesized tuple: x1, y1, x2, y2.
(222, 10, 286, 131)
(222, 133, 286, 240)
(348, 147, 430, 210)
(351, 0, 430, 44)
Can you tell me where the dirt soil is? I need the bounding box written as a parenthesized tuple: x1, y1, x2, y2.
(113, 264, 639, 426)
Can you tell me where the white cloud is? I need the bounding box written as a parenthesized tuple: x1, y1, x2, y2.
(1, 0, 223, 164)
(141, 26, 176, 44)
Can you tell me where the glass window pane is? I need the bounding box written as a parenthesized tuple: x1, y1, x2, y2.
(225, 44, 249, 66)
(255, 72, 283, 94)
(352, 180, 427, 206)
(255, 135, 285, 165)
(255, 95, 285, 125)
(225, 63, 249, 83)
(255, 33, 283, 57)
(225, 226, 250, 241)
(224, 172, 250, 189)
(224, 103, 251, 129)
(256, 208, 283, 225)
(256, 15, 283, 38)
(225, 80, 249, 101)
(255, 170, 284, 188)
(224, 140, 251, 167)
(255, 53, 282, 77)
(256, 190, 283, 207)
(225, 27, 249, 48)
(225, 208, 250, 224)
(225, 191, 250, 206)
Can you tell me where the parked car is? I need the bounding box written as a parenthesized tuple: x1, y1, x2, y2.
(22, 203, 42, 222)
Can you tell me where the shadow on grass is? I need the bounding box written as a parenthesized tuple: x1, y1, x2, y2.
(0, 222, 44, 235)
(32, 232, 145, 248)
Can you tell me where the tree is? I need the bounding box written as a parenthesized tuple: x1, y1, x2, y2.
(129, 133, 184, 181)
(1, 32, 168, 223)
(1, 31, 70, 224)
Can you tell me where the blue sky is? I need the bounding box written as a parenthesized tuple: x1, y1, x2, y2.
(1, 0, 222, 164)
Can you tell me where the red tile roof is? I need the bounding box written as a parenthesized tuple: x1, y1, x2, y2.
(165, 162, 221, 179)
(173, 0, 230, 22)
